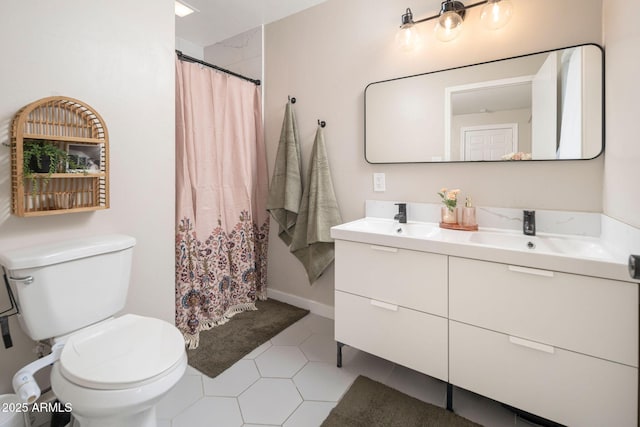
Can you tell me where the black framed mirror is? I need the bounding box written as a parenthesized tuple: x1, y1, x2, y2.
(364, 43, 604, 163)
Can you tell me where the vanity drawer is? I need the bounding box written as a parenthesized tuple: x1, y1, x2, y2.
(449, 257, 638, 366)
(449, 321, 638, 427)
(335, 240, 447, 316)
(335, 290, 448, 381)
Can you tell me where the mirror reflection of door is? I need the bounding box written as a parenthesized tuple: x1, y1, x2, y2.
(461, 124, 518, 161)
(446, 76, 533, 161)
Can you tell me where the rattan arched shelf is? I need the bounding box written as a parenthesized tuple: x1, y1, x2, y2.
(10, 96, 109, 216)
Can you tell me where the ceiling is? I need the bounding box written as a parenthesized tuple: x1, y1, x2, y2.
(175, 0, 327, 47)
(452, 82, 532, 115)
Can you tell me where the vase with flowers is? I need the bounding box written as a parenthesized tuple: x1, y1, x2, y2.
(437, 188, 460, 224)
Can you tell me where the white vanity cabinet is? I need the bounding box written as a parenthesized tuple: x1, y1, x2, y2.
(334, 240, 448, 381)
(333, 236, 639, 426)
(449, 257, 638, 427)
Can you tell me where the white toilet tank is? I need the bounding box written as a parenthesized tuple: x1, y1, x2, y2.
(0, 235, 136, 341)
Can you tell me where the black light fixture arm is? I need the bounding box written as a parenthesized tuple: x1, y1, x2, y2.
(406, 0, 490, 25)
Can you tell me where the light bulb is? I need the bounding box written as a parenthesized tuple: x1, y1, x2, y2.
(480, 0, 513, 30)
(395, 24, 422, 52)
(435, 11, 463, 42)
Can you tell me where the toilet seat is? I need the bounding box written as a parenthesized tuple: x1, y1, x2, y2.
(58, 314, 185, 390)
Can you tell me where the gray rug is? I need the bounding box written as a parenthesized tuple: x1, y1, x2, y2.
(322, 376, 482, 427)
(187, 299, 309, 378)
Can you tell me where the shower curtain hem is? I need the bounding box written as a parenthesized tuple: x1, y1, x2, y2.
(183, 302, 258, 349)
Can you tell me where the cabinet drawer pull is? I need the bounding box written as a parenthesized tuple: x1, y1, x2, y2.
(370, 299, 398, 312)
(370, 245, 398, 253)
(507, 265, 554, 277)
(508, 336, 555, 354)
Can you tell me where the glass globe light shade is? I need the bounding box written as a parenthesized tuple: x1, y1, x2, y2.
(395, 24, 422, 52)
(480, 0, 513, 30)
(435, 11, 463, 42)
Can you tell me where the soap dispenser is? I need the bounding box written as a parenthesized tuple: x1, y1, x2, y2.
(461, 196, 477, 228)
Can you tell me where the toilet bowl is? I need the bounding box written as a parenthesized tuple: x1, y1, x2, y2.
(0, 235, 187, 427)
(50, 314, 187, 427)
(0, 395, 28, 427)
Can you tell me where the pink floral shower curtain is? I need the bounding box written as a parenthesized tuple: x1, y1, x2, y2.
(175, 58, 270, 349)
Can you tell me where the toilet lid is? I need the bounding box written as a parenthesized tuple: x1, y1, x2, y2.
(59, 314, 185, 390)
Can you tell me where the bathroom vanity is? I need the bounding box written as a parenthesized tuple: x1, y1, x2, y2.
(331, 208, 638, 427)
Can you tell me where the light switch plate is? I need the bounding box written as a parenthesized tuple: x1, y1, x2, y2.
(373, 173, 386, 192)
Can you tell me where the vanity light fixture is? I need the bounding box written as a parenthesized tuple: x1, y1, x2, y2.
(396, 0, 513, 49)
(480, 0, 513, 30)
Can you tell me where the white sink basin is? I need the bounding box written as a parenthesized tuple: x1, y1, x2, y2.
(467, 229, 619, 260)
(469, 231, 564, 253)
(334, 217, 439, 238)
(469, 232, 553, 251)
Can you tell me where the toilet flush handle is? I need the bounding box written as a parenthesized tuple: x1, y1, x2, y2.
(9, 276, 33, 285)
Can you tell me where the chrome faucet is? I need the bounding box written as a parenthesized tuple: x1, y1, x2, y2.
(523, 210, 536, 236)
(394, 203, 407, 224)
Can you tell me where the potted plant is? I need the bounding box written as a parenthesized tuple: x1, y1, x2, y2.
(22, 140, 73, 194)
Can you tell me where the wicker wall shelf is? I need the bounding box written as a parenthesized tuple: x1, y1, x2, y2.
(10, 96, 110, 216)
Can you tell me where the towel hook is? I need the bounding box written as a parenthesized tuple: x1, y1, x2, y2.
(318, 120, 326, 128)
(288, 95, 296, 104)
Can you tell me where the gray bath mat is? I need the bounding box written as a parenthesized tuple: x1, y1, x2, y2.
(187, 299, 309, 378)
(322, 375, 482, 427)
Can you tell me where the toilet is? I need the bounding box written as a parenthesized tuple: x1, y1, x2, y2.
(0, 235, 187, 427)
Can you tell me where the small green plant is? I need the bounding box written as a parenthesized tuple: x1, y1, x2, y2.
(23, 140, 65, 175)
(22, 140, 83, 194)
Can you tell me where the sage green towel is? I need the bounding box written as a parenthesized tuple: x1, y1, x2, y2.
(290, 126, 342, 284)
(266, 101, 302, 245)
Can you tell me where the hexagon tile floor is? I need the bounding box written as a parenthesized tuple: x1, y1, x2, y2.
(156, 312, 541, 427)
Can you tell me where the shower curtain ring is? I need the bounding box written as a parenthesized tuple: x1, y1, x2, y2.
(318, 120, 326, 128)
(288, 96, 296, 104)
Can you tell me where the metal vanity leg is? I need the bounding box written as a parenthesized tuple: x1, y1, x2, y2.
(446, 383, 453, 411)
(336, 342, 345, 367)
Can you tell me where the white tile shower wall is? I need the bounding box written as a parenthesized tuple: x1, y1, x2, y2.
(176, 36, 204, 59)
(365, 200, 602, 237)
(204, 27, 262, 82)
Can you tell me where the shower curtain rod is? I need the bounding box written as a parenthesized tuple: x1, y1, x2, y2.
(175, 50, 261, 86)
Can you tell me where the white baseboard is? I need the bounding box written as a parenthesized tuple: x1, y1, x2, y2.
(267, 288, 334, 320)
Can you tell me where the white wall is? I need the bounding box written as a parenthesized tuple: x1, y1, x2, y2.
(264, 0, 604, 307)
(0, 0, 175, 393)
(603, 0, 640, 228)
